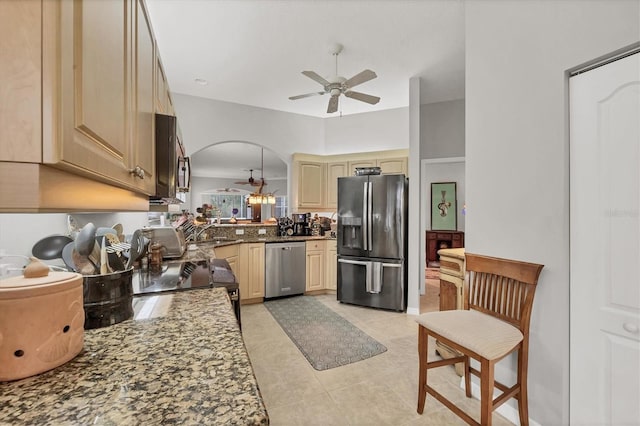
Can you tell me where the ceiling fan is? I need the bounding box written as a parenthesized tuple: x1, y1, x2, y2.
(234, 148, 268, 187)
(289, 43, 380, 114)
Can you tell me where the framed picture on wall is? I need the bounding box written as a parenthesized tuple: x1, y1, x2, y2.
(431, 182, 457, 230)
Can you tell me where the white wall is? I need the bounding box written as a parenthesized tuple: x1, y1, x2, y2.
(420, 99, 465, 159)
(324, 107, 409, 154)
(0, 213, 148, 268)
(173, 93, 325, 160)
(465, 1, 640, 424)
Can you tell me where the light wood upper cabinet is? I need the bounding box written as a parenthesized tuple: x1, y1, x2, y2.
(293, 150, 408, 211)
(133, 0, 156, 194)
(325, 239, 337, 291)
(0, 1, 41, 163)
(0, 0, 172, 211)
(52, 0, 136, 188)
(377, 157, 407, 175)
(305, 240, 326, 291)
(297, 161, 325, 209)
(326, 162, 348, 210)
(155, 58, 170, 114)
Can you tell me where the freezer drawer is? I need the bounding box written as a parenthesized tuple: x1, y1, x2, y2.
(265, 242, 306, 298)
(337, 257, 406, 311)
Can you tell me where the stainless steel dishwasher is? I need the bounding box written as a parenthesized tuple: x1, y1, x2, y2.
(265, 241, 306, 299)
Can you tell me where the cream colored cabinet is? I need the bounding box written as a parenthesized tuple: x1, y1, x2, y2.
(297, 161, 326, 209)
(0, 0, 168, 211)
(0, 1, 41, 163)
(325, 239, 337, 291)
(214, 244, 239, 289)
(214, 244, 239, 273)
(238, 243, 265, 302)
(326, 162, 348, 210)
(377, 157, 407, 175)
(155, 58, 171, 114)
(293, 150, 407, 212)
(132, 0, 156, 194)
(305, 240, 326, 292)
(53, 0, 151, 192)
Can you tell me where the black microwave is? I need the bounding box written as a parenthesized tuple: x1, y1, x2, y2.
(151, 113, 190, 203)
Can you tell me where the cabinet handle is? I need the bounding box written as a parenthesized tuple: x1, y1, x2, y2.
(130, 166, 145, 179)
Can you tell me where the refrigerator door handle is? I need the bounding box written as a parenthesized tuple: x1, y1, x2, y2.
(367, 181, 373, 250)
(362, 182, 368, 251)
(338, 259, 368, 266)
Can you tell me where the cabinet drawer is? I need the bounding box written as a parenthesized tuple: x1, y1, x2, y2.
(436, 233, 453, 240)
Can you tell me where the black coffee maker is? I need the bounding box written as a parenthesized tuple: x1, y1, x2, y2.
(292, 212, 310, 236)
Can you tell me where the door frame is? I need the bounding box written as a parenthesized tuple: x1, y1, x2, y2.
(419, 157, 465, 296)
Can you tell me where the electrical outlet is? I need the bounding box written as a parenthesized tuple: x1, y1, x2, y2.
(235, 229, 244, 235)
(258, 228, 266, 235)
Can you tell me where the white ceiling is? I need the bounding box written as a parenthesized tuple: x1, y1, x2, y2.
(145, 0, 465, 119)
(147, 0, 465, 180)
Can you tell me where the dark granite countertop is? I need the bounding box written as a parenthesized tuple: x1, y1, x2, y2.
(0, 288, 269, 425)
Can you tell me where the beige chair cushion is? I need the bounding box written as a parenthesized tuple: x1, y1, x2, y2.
(415, 310, 523, 360)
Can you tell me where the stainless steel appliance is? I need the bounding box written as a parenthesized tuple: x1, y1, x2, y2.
(132, 258, 241, 326)
(265, 242, 306, 298)
(292, 213, 310, 236)
(151, 114, 190, 204)
(337, 174, 408, 311)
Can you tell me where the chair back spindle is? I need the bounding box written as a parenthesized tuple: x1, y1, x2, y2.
(464, 253, 544, 333)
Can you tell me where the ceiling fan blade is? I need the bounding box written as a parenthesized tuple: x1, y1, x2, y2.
(302, 71, 331, 87)
(327, 94, 339, 113)
(289, 91, 325, 100)
(343, 69, 377, 89)
(344, 90, 380, 105)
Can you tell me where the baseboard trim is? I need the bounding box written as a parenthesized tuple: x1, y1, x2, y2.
(407, 307, 420, 315)
(461, 377, 541, 426)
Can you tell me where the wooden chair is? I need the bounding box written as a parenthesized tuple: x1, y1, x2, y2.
(416, 253, 544, 426)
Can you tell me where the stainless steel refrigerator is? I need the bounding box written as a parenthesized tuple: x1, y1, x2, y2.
(337, 174, 408, 311)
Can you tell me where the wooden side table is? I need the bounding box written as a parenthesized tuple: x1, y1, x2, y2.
(425, 231, 464, 267)
(436, 247, 465, 376)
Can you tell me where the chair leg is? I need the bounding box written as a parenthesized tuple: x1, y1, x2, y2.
(464, 355, 471, 398)
(517, 346, 530, 426)
(480, 359, 495, 426)
(417, 326, 428, 414)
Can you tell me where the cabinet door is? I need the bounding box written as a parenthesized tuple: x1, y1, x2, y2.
(298, 161, 325, 208)
(306, 240, 326, 291)
(348, 160, 376, 176)
(325, 240, 337, 291)
(54, 0, 137, 189)
(156, 58, 170, 114)
(0, 0, 41, 162)
(132, 0, 155, 194)
(377, 157, 407, 176)
(326, 161, 347, 210)
(246, 243, 265, 298)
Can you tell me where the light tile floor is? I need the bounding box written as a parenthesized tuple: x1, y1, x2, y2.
(241, 279, 515, 426)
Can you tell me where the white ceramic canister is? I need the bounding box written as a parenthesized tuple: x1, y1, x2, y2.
(0, 261, 84, 382)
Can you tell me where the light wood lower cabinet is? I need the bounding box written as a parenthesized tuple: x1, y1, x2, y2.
(305, 240, 326, 292)
(325, 239, 337, 291)
(238, 243, 265, 302)
(214, 244, 239, 277)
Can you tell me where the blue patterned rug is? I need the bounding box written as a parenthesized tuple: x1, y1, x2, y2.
(264, 296, 387, 371)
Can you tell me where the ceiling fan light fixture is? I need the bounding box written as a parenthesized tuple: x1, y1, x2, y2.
(289, 43, 380, 114)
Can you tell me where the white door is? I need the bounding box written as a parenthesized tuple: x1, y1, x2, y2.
(570, 52, 640, 425)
